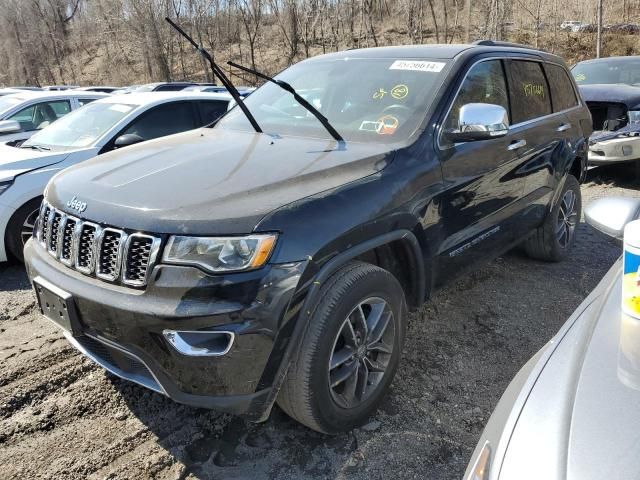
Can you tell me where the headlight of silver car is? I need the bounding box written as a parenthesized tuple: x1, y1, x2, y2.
(162, 234, 277, 273)
(628, 110, 640, 124)
(0, 180, 13, 196)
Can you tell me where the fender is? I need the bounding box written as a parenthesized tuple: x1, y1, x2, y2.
(251, 228, 426, 422)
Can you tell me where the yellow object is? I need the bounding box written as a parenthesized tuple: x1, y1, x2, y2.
(622, 272, 640, 316)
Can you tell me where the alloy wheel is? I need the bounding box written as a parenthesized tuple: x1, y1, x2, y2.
(21, 208, 40, 245)
(328, 297, 395, 409)
(556, 189, 578, 248)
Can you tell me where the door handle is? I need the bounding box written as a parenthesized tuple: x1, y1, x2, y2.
(507, 139, 527, 151)
(557, 123, 572, 132)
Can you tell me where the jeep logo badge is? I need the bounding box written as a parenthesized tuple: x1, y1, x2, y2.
(67, 196, 87, 213)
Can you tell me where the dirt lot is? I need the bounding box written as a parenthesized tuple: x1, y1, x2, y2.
(1, 165, 638, 480)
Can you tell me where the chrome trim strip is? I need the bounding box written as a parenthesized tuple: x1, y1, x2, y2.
(59, 215, 79, 267)
(36, 201, 48, 244)
(95, 228, 127, 282)
(74, 221, 101, 275)
(46, 210, 62, 258)
(122, 233, 161, 287)
(163, 329, 236, 357)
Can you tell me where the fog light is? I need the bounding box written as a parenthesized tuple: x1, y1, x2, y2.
(163, 329, 235, 356)
(622, 144, 633, 156)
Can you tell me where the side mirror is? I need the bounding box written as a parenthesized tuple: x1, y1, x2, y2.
(114, 133, 144, 148)
(0, 120, 21, 135)
(585, 197, 640, 239)
(444, 103, 509, 143)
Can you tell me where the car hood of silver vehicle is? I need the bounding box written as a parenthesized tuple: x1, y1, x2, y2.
(45, 127, 394, 235)
(466, 198, 640, 480)
(0, 143, 98, 183)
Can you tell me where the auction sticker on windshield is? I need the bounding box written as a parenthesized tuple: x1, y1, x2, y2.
(389, 60, 445, 72)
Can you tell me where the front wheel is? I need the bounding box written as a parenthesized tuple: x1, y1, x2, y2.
(277, 261, 407, 434)
(5, 197, 42, 263)
(524, 175, 581, 262)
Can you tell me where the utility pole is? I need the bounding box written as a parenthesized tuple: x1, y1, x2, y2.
(596, 0, 603, 58)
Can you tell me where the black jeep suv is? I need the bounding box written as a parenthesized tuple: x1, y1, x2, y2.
(24, 41, 591, 434)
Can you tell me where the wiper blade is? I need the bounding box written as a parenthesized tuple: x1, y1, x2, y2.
(20, 144, 50, 151)
(228, 61, 344, 143)
(165, 17, 262, 134)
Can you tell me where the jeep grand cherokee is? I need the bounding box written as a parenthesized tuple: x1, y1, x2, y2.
(24, 41, 592, 434)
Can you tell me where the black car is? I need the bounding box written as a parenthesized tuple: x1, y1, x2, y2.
(24, 41, 591, 433)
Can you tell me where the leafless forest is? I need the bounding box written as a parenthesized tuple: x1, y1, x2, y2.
(1, 0, 639, 87)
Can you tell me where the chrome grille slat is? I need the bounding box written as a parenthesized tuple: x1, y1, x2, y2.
(96, 228, 126, 282)
(35, 200, 159, 288)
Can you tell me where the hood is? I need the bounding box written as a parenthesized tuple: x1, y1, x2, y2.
(46, 128, 394, 234)
(0, 143, 73, 181)
(579, 84, 640, 109)
(497, 260, 640, 480)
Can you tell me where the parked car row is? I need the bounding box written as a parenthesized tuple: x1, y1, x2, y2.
(2, 34, 637, 478)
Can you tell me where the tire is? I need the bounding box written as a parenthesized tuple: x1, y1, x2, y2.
(277, 261, 407, 434)
(524, 175, 581, 262)
(5, 197, 43, 263)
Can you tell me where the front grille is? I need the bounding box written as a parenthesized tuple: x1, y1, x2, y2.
(35, 201, 160, 288)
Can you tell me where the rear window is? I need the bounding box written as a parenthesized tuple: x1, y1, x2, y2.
(545, 64, 579, 112)
(508, 60, 552, 123)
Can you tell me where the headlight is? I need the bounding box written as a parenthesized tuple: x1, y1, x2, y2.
(629, 110, 640, 124)
(0, 180, 13, 196)
(162, 234, 277, 273)
(466, 442, 491, 480)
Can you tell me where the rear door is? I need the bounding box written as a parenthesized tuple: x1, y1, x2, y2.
(436, 58, 527, 281)
(505, 59, 572, 234)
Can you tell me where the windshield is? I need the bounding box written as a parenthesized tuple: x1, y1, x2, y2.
(216, 57, 448, 143)
(572, 60, 640, 86)
(0, 96, 24, 115)
(23, 102, 135, 150)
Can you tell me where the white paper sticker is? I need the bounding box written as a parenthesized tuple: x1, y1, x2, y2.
(108, 104, 133, 113)
(389, 60, 446, 73)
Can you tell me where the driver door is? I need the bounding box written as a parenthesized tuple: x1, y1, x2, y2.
(436, 58, 527, 283)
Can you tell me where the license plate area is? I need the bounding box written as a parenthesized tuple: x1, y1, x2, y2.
(33, 276, 81, 335)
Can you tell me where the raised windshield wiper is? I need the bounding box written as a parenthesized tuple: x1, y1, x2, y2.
(164, 17, 262, 134)
(228, 61, 344, 143)
(20, 144, 50, 151)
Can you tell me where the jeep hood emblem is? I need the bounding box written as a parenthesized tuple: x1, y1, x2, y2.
(67, 196, 87, 213)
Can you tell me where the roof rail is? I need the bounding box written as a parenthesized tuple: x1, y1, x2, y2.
(472, 40, 545, 52)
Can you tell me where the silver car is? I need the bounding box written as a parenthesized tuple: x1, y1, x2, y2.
(465, 196, 640, 480)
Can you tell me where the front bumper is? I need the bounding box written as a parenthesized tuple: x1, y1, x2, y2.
(24, 239, 306, 418)
(588, 136, 640, 165)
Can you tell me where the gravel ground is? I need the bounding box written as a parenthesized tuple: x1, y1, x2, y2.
(1, 165, 638, 480)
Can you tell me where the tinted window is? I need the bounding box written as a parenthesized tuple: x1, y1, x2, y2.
(545, 64, 579, 112)
(7, 100, 71, 131)
(155, 85, 188, 92)
(123, 102, 196, 140)
(78, 98, 98, 107)
(199, 100, 229, 124)
(508, 61, 552, 123)
(444, 60, 509, 130)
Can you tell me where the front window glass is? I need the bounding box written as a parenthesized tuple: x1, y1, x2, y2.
(572, 60, 640, 86)
(216, 58, 449, 143)
(444, 60, 509, 130)
(23, 102, 134, 150)
(8, 100, 71, 131)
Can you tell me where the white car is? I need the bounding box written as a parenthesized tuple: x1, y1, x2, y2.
(0, 91, 107, 144)
(560, 20, 588, 32)
(0, 91, 232, 262)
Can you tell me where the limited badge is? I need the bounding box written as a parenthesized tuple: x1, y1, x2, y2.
(391, 84, 409, 100)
